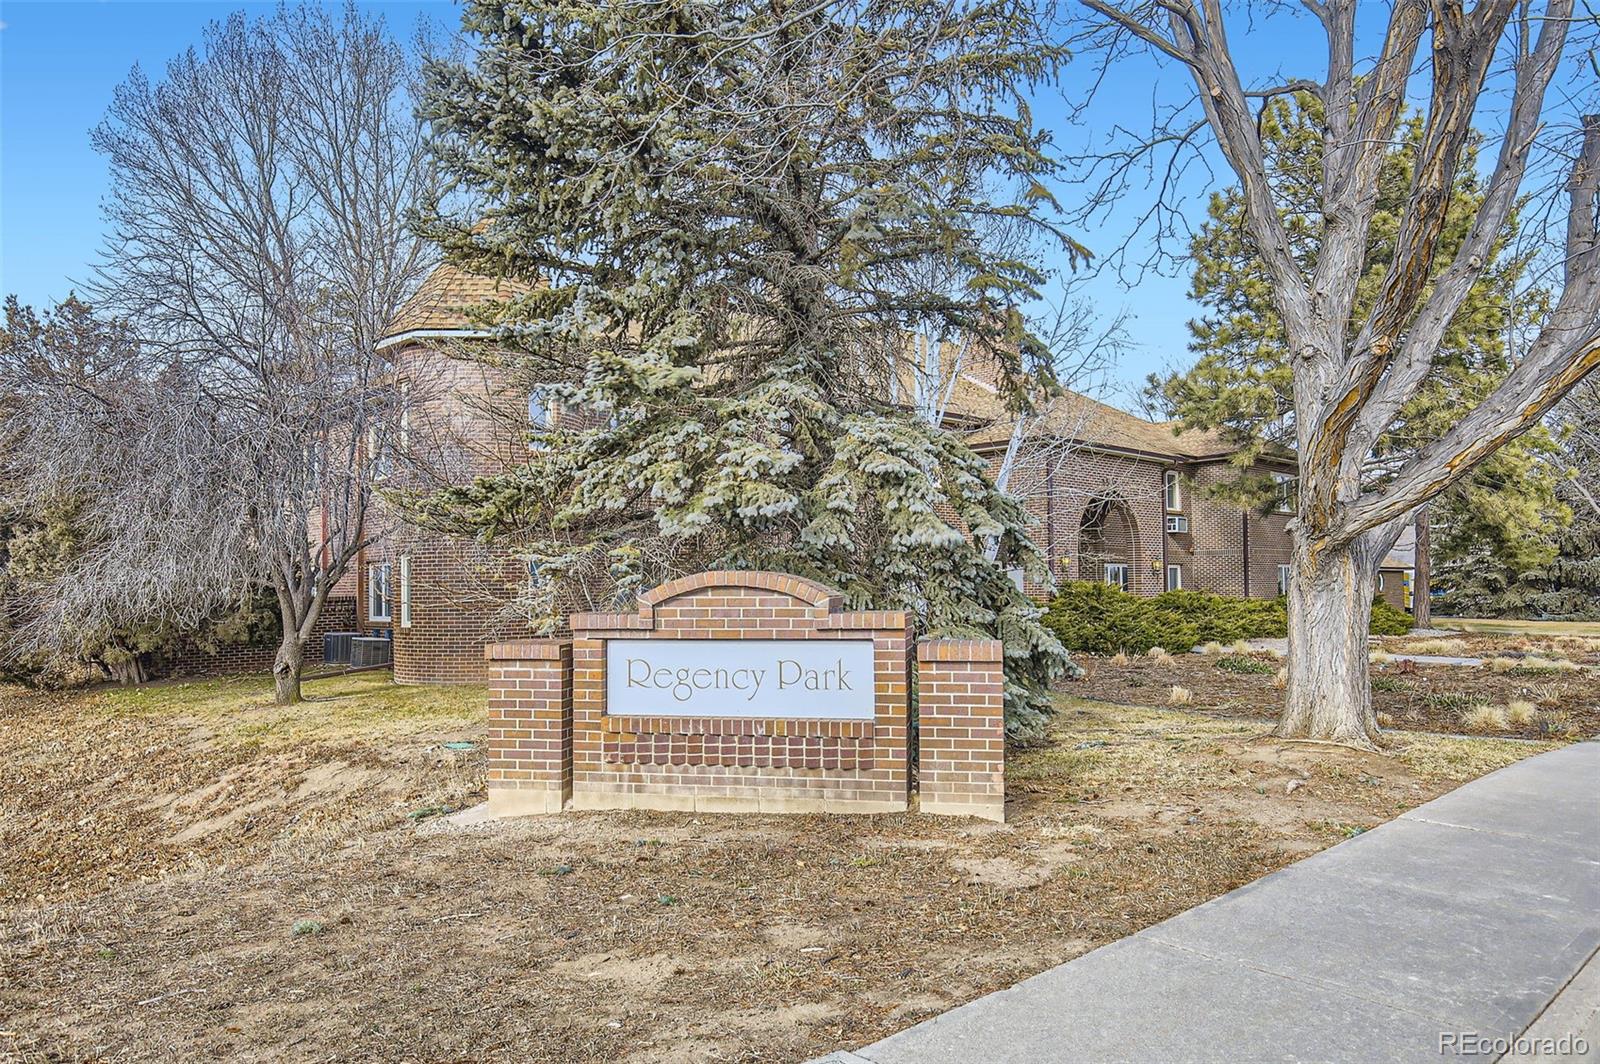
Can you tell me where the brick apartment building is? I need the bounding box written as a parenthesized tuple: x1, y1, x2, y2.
(353, 264, 1426, 684)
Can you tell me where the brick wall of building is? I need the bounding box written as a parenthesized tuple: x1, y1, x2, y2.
(1377, 567, 1411, 612)
(562, 571, 913, 814)
(165, 595, 359, 677)
(1165, 460, 1295, 599)
(391, 533, 531, 684)
(378, 340, 538, 684)
(996, 447, 1169, 596)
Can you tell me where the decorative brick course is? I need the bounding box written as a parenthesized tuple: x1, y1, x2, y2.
(917, 639, 1006, 822)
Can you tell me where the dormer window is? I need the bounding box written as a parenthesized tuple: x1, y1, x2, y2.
(1164, 470, 1182, 512)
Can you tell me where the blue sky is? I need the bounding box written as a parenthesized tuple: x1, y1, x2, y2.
(0, 1, 1330, 404)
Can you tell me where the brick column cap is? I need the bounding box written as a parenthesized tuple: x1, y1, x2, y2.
(485, 639, 572, 661)
(917, 638, 1004, 662)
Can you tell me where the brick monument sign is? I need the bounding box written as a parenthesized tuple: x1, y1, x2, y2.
(485, 570, 1005, 820)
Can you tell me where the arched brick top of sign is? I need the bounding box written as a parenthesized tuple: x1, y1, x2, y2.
(568, 569, 907, 632)
(639, 569, 843, 612)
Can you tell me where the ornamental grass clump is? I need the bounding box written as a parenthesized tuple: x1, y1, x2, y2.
(1505, 700, 1538, 727)
(1461, 704, 1508, 733)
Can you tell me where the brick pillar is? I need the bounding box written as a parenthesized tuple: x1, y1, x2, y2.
(485, 640, 572, 816)
(917, 639, 1006, 822)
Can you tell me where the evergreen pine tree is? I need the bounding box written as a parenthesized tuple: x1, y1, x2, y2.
(417, 0, 1078, 736)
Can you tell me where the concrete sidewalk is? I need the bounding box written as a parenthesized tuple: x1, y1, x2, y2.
(819, 741, 1599, 1064)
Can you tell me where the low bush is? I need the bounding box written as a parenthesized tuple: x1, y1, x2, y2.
(1369, 597, 1414, 636)
(1215, 655, 1276, 674)
(1043, 581, 1199, 655)
(1045, 582, 1412, 655)
(1148, 589, 1288, 644)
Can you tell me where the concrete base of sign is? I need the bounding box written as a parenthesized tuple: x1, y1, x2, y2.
(570, 791, 907, 816)
(920, 798, 1005, 823)
(487, 786, 567, 817)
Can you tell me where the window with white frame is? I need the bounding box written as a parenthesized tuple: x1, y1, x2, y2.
(1164, 470, 1182, 511)
(1377, 572, 1386, 591)
(1277, 564, 1292, 597)
(1166, 564, 1183, 591)
(1105, 563, 1130, 591)
(1272, 473, 1296, 514)
(1165, 514, 1189, 533)
(527, 387, 552, 450)
(366, 422, 392, 480)
(398, 556, 411, 628)
(368, 562, 392, 623)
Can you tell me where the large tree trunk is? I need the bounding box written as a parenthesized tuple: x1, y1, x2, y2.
(1412, 509, 1431, 628)
(273, 633, 305, 706)
(1276, 535, 1381, 748)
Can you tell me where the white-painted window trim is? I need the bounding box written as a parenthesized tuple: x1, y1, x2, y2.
(368, 562, 392, 623)
(528, 387, 554, 450)
(398, 379, 411, 455)
(399, 555, 411, 628)
(1164, 470, 1182, 512)
(1105, 563, 1130, 591)
(1276, 564, 1292, 597)
(1166, 564, 1182, 591)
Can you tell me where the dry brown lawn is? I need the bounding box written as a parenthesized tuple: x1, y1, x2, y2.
(0, 673, 1556, 1063)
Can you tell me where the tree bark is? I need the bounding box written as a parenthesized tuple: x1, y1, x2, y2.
(273, 632, 305, 706)
(1276, 534, 1381, 748)
(1412, 509, 1431, 628)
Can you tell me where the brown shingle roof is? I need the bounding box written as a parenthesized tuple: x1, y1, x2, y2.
(382, 262, 535, 340)
(383, 265, 1255, 465)
(963, 388, 1239, 461)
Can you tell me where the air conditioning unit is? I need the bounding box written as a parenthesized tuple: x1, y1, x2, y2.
(323, 631, 359, 664)
(1166, 515, 1190, 533)
(350, 636, 393, 668)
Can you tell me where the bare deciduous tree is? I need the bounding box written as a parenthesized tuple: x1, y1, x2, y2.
(1074, 1, 1600, 746)
(6, 4, 433, 703)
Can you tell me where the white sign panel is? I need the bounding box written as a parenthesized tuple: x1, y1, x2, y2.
(606, 639, 876, 719)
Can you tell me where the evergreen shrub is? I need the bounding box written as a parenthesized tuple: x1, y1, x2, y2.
(1045, 581, 1409, 655)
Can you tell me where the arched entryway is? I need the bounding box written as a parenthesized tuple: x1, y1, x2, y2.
(1079, 496, 1137, 590)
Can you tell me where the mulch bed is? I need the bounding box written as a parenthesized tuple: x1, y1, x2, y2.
(1065, 649, 1599, 741)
